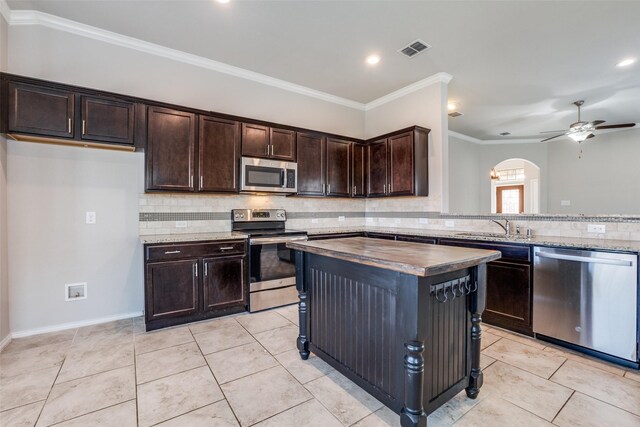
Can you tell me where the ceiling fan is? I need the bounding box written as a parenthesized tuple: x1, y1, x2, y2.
(540, 100, 636, 143)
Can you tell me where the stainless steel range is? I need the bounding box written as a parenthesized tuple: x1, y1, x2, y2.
(232, 209, 307, 312)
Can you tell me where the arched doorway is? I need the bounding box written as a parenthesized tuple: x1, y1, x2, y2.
(490, 158, 541, 214)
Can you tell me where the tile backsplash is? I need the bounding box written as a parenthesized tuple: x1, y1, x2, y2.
(139, 194, 640, 241)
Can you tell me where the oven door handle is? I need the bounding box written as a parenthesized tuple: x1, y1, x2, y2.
(250, 236, 308, 245)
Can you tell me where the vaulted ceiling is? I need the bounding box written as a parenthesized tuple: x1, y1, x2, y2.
(6, 0, 640, 140)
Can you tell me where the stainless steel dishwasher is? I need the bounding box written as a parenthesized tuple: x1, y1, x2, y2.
(533, 246, 638, 364)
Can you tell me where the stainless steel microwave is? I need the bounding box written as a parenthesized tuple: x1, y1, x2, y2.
(240, 157, 297, 194)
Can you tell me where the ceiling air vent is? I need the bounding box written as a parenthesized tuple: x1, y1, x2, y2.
(398, 39, 432, 58)
(448, 111, 463, 118)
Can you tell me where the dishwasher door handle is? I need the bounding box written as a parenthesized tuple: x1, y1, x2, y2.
(536, 251, 633, 267)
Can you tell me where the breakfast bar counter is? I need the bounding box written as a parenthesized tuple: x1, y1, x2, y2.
(287, 237, 501, 427)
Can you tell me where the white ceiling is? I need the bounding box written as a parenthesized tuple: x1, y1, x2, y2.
(6, 0, 640, 140)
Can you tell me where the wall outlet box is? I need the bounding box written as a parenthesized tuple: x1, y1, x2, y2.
(419, 218, 429, 224)
(561, 200, 571, 206)
(311, 218, 319, 224)
(175, 221, 188, 228)
(85, 211, 96, 224)
(338, 216, 345, 222)
(394, 218, 401, 224)
(587, 224, 606, 233)
(65, 282, 87, 301)
(445, 220, 455, 228)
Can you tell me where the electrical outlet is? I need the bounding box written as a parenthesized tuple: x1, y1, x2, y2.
(394, 218, 401, 224)
(561, 200, 571, 206)
(445, 220, 455, 228)
(587, 224, 606, 233)
(85, 211, 96, 224)
(65, 282, 87, 301)
(419, 218, 429, 224)
(338, 216, 345, 222)
(175, 221, 188, 228)
(311, 218, 319, 224)
(365, 217, 374, 224)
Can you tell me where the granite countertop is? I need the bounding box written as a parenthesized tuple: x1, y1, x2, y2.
(140, 232, 249, 244)
(287, 237, 502, 277)
(303, 226, 640, 253)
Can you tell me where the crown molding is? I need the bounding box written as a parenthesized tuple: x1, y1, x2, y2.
(448, 130, 542, 145)
(448, 130, 481, 144)
(0, 0, 10, 23)
(364, 72, 453, 111)
(5, 8, 454, 113)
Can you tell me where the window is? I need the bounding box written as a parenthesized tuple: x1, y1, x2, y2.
(496, 168, 524, 182)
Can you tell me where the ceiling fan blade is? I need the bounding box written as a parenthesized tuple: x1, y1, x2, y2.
(541, 134, 566, 142)
(595, 123, 636, 130)
(540, 130, 567, 134)
(586, 133, 595, 139)
(590, 120, 605, 127)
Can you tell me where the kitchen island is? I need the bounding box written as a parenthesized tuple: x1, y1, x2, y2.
(287, 237, 501, 427)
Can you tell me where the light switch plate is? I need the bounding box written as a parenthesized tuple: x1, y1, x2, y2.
(85, 212, 96, 224)
(175, 221, 188, 228)
(338, 216, 345, 222)
(587, 224, 606, 233)
(445, 220, 455, 228)
(561, 200, 571, 206)
(365, 217, 374, 224)
(419, 218, 429, 224)
(311, 218, 319, 224)
(394, 218, 401, 224)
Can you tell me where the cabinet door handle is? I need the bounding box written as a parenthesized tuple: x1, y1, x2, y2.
(322, 184, 326, 194)
(82, 120, 86, 135)
(271, 145, 274, 156)
(265, 145, 269, 156)
(353, 185, 356, 194)
(383, 184, 386, 194)
(194, 263, 198, 277)
(190, 176, 193, 188)
(200, 176, 203, 189)
(68, 118, 72, 134)
(204, 263, 208, 276)
(164, 250, 181, 254)
(220, 246, 235, 250)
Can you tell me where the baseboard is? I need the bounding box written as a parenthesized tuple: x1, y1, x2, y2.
(11, 311, 144, 339)
(0, 333, 12, 351)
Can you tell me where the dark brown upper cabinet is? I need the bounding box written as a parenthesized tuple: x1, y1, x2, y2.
(81, 96, 134, 145)
(241, 123, 269, 158)
(8, 82, 75, 139)
(270, 128, 296, 161)
(146, 106, 196, 191)
(366, 127, 429, 197)
(296, 132, 326, 196)
(351, 143, 366, 197)
(367, 139, 388, 197)
(326, 138, 351, 197)
(199, 116, 240, 193)
(241, 123, 296, 161)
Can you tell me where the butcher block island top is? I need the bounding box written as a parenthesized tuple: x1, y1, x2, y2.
(287, 236, 501, 276)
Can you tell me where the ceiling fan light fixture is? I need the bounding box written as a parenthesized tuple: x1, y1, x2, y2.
(568, 131, 592, 142)
(616, 58, 636, 67)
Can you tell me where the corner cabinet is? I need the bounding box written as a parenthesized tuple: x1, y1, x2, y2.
(366, 126, 429, 197)
(144, 240, 248, 331)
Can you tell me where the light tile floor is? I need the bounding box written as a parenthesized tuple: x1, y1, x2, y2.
(1, 306, 639, 426)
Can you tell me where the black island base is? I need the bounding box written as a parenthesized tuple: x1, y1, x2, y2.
(287, 237, 501, 427)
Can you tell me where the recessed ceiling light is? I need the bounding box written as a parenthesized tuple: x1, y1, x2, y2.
(616, 58, 636, 67)
(366, 54, 380, 65)
(447, 102, 457, 111)
(216, 0, 231, 3)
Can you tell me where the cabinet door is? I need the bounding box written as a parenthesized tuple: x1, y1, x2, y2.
(483, 260, 532, 335)
(199, 116, 240, 192)
(81, 96, 134, 145)
(146, 106, 196, 191)
(203, 256, 246, 311)
(296, 132, 325, 196)
(351, 143, 366, 197)
(326, 138, 351, 197)
(8, 82, 74, 138)
(270, 128, 296, 161)
(388, 131, 414, 196)
(367, 140, 388, 196)
(241, 123, 270, 158)
(146, 259, 199, 321)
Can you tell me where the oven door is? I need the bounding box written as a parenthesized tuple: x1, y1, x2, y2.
(241, 157, 297, 193)
(248, 235, 307, 291)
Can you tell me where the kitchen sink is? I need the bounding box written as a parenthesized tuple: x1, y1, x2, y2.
(455, 232, 516, 239)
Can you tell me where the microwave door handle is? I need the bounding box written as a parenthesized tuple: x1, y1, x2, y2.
(281, 169, 286, 188)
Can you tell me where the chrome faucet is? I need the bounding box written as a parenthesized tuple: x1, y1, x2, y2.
(491, 219, 510, 237)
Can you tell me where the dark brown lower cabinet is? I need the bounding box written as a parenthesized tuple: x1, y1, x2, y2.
(203, 256, 245, 311)
(144, 240, 248, 331)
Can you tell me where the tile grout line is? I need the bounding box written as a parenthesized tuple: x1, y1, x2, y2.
(45, 399, 137, 427)
(550, 390, 575, 424)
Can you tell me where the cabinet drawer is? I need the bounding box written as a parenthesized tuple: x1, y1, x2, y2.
(146, 240, 246, 261)
(438, 239, 530, 262)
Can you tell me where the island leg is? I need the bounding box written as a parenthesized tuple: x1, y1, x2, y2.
(466, 264, 487, 399)
(295, 250, 310, 360)
(401, 341, 427, 427)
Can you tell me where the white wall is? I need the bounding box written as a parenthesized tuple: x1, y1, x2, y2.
(448, 135, 480, 214)
(1, 14, 10, 344)
(364, 82, 448, 213)
(8, 142, 145, 333)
